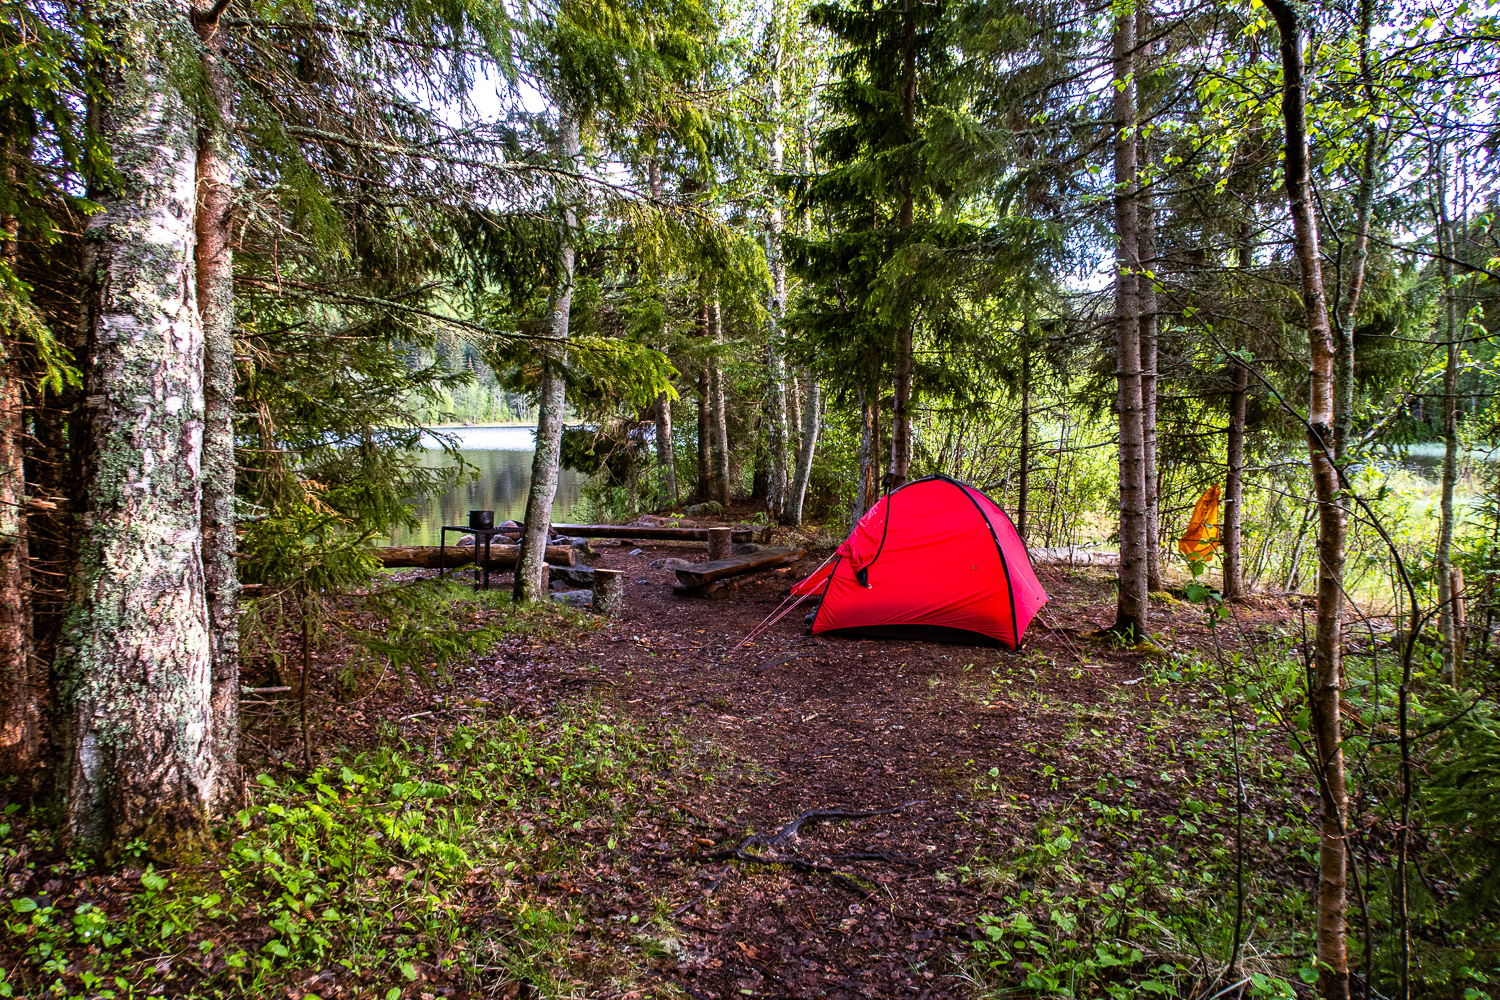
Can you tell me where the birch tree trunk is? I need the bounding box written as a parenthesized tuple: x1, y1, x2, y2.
(62, 1, 214, 856)
(514, 105, 579, 602)
(710, 298, 730, 507)
(648, 159, 678, 509)
(788, 370, 820, 525)
(0, 150, 37, 780)
(1111, 10, 1148, 639)
(655, 393, 677, 508)
(764, 8, 791, 520)
(1436, 152, 1460, 685)
(193, 0, 240, 807)
(1264, 4, 1350, 997)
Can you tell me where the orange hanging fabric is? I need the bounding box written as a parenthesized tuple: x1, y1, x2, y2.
(1177, 484, 1222, 562)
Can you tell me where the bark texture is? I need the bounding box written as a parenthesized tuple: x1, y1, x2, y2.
(1139, 176, 1160, 593)
(1111, 11, 1148, 638)
(515, 106, 579, 602)
(654, 393, 677, 508)
(710, 299, 730, 507)
(193, 0, 240, 809)
(63, 1, 214, 856)
(0, 151, 37, 779)
(1265, 4, 1350, 997)
(1137, 2, 1161, 594)
(787, 370, 820, 525)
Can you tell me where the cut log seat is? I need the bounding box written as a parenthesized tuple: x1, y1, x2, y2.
(374, 544, 575, 569)
(673, 546, 804, 596)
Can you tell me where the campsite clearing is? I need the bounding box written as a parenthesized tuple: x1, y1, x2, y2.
(249, 534, 1309, 998)
(7, 526, 1313, 1000)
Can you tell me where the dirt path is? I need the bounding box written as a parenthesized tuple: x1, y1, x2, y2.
(413, 538, 1288, 999)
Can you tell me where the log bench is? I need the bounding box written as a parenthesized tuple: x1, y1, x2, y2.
(672, 546, 805, 598)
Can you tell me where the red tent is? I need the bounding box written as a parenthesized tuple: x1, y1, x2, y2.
(791, 475, 1048, 648)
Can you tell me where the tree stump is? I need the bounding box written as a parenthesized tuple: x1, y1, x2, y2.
(593, 568, 626, 617)
(707, 527, 734, 561)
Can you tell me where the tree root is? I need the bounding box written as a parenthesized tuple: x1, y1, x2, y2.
(688, 801, 921, 898)
(748, 800, 921, 849)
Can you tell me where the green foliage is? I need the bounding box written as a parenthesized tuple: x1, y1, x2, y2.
(2, 708, 687, 997)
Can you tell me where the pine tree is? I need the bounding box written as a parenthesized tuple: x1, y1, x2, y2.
(794, 0, 953, 499)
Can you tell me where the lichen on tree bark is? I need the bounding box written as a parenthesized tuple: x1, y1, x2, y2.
(60, 0, 215, 857)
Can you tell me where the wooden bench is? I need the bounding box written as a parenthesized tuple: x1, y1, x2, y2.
(672, 546, 805, 598)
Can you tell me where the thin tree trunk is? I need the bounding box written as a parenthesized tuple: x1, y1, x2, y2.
(0, 147, 37, 781)
(1334, 0, 1379, 460)
(1265, 5, 1350, 997)
(1111, 10, 1147, 639)
(1436, 150, 1460, 686)
(788, 370, 820, 525)
(62, 1, 214, 856)
(1140, 179, 1160, 593)
(890, 0, 917, 486)
(193, 0, 239, 808)
(764, 7, 790, 520)
(1018, 335, 1031, 541)
(1224, 362, 1249, 599)
(696, 344, 710, 502)
(648, 158, 678, 510)
(710, 298, 730, 507)
(655, 393, 677, 508)
(856, 385, 877, 522)
(515, 105, 579, 602)
(1224, 214, 1256, 601)
(1138, 1, 1160, 594)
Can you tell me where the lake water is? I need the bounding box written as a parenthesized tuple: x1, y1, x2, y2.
(386, 425, 581, 545)
(1380, 441, 1500, 482)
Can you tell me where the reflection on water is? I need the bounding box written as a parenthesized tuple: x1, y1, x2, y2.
(386, 426, 580, 545)
(1377, 442, 1500, 481)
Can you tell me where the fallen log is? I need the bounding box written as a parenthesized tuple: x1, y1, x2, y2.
(673, 546, 804, 589)
(548, 524, 763, 543)
(374, 544, 575, 569)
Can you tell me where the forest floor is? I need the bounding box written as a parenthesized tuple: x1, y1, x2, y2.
(2, 517, 1325, 1000)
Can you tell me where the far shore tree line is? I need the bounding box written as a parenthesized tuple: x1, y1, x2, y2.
(2, 0, 1500, 997)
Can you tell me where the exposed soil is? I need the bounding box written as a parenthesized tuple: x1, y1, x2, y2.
(301, 521, 1305, 1000)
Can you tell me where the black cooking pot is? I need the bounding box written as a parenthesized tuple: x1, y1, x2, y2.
(468, 510, 495, 530)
